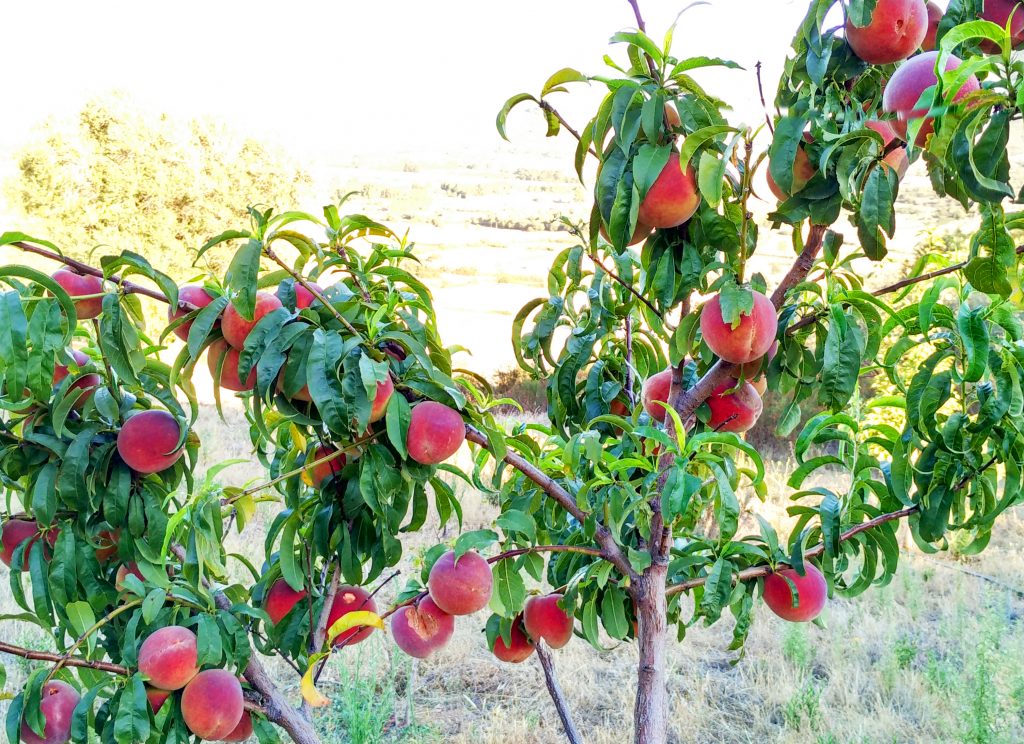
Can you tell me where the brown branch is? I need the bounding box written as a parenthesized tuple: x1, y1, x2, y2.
(0, 643, 129, 675)
(755, 62, 774, 135)
(8, 241, 198, 310)
(465, 424, 635, 578)
(588, 251, 664, 322)
(537, 101, 599, 159)
(535, 642, 584, 744)
(263, 245, 360, 337)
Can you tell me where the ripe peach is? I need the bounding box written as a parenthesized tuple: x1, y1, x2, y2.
(882, 51, 980, 146)
(327, 585, 379, 647)
(116, 410, 185, 474)
(138, 625, 200, 691)
(427, 550, 493, 616)
(93, 529, 120, 563)
(707, 380, 763, 433)
(865, 120, 910, 178)
(263, 578, 309, 625)
(168, 285, 216, 342)
(767, 134, 817, 200)
(222, 712, 254, 742)
(492, 615, 534, 663)
(52, 348, 101, 409)
(979, 0, 1024, 50)
(0, 519, 43, 569)
(391, 595, 455, 658)
(181, 669, 244, 740)
(406, 401, 466, 465)
(920, 1, 943, 50)
(115, 562, 146, 591)
(763, 564, 828, 622)
(303, 445, 346, 489)
(523, 593, 574, 649)
(664, 102, 681, 130)
(19, 679, 80, 744)
(599, 219, 652, 246)
(294, 281, 324, 310)
(51, 269, 104, 320)
(275, 362, 311, 401)
(221, 292, 283, 350)
(145, 686, 170, 713)
(609, 399, 629, 416)
(369, 374, 394, 423)
(637, 152, 701, 228)
(207, 339, 257, 392)
(641, 368, 673, 423)
(700, 290, 778, 365)
(737, 340, 778, 395)
(845, 0, 929, 64)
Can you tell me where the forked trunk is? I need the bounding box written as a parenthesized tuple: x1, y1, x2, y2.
(633, 562, 669, 744)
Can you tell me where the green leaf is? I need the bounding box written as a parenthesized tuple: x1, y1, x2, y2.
(453, 530, 498, 560)
(489, 558, 526, 618)
(541, 67, 589, 96)
(495, 510, 537, 541)
(224, 239, 263, 320)
(113, 674, 150, 744)
(496, 93, 538, 141)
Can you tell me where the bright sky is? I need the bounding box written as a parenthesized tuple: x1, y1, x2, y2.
(0, 0, 860, 159)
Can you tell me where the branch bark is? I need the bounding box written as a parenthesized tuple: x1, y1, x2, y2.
(535, 642, 584, 744)
(631, 564, 669, 744)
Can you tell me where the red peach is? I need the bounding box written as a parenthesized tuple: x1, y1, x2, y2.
(865, 120, 910, 178)
(763, 564, 828, 622)
(406, 401, 466, 465)
(921, 1, 943, 50)
(707, 380, 763, 433)
(523, 593, 574, 649)
(294, 281, 324, 310)
(609, 399, 629, 416)
(207, 339, 256, 392)
(637, 152, 701, 228)
(303, 445, 346, 489)
(427, 550, 493, 616)
(138, 625, 200, 691)
(0, 519, 42, 569)
(882, 51, 980, 146)
(391, 595, 455, 658)
(116, 410, 185, 474)
(52, 349, 100, 409)
(93, 529, 120, 563)
(369, 375, 394, 423)
(492, 616, 535, 663)
(51, 269, 104, 320)
(115, 562, 146, 591)
(327, 585, 379, 647)
(263, 578, 309, 625)
(19, 679, 80, 744)
(168, 286, 216, 342)
(979, 0, 1024, 50)
(145, 687, 170, 713)
(664, 102, 682, 129)
(276, 364, 311, 402)
(222, 711, 254, 742)
(180, 669, 244, 740)
(641, 368, 673, 423)
(845, 0, 929, 64)
(221, 292, 283, 350)
(700, 290, 778, 365)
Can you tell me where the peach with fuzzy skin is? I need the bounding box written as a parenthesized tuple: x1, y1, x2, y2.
(865, 120, 910, 179)
(524, 594, 574, 649)
(116, 410, 185, 474)
(276, 362, 311, 402)
(168, 286, 216, 342)
(979, 0, 1024, 51)
(406, 401, 466, 465)
(767, 135, 817, 200)
(369, 375, 394, 423)
(221, 292, 283, 350)
(207, 340, 256, 392)
(391, 595, 455, 658)
(600, 219, 652, 247)
(20, 679, 80, 744)
(492, 616, 534, 663)
(700, 291, 778, 365)
(51, 269, 104, 320)
(763, 564, 828, 622)
(883, 51, 980, 146)
(115, 562, 145, 591)
(138, 625, 200, 691)
(921, 1, 943, 50)
(293, 281, 324, 310)
(1, 519, 43, 568)
(263, 578, 309, 625)
(93, 529, 120, 563)
(327, 585, 379, 647)
(845, 0, 928, 64)
(428, 550, 493, 616)
(637, 152, 701, 228)
(222, 711, 254, 742)
(181, 669, 244, 740)
(641, 368, 673, 423)
(303, 445, 346, 489)
(707, 380, 763, 433)
(52, 349, 101, 409)
(145, 687, 170, 713)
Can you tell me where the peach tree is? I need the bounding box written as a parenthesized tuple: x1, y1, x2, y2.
(0, 1, 1023, 744)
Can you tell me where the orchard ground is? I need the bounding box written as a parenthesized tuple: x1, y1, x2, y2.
(2, 399, 1022, 743)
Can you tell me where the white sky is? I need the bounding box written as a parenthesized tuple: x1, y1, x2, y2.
(0, 0, 859, 159)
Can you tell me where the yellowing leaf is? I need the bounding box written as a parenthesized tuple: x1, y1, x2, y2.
(325, 610, 384, 647)
(301, 653, 331, 708)
(289, 424, 307, 450)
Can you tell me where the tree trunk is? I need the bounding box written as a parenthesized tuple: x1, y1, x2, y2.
(633, 563, 668, 744)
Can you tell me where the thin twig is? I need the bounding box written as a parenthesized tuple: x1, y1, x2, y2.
(263, 245, 361, 337)
(588, 251, 664, 322)
(537, 101, 599, 159)
(755, 62, 774, 135)
(535, 642, 584, 744)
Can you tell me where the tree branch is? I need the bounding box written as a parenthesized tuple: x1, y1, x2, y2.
(588, 250, 665, 322)
(263, 245, 361, 337)
(535, 642, 584, 744)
